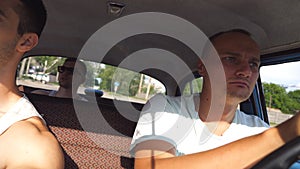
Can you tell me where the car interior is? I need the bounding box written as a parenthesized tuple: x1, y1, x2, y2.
(16, 1, 300, 169)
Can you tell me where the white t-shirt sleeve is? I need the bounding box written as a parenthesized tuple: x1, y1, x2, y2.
(235, 109, 270, 128)
(226, 110, 270, 139)
(130, 94, 184, 156)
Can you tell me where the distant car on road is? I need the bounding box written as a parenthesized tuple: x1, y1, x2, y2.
(32, 73, 50, 84)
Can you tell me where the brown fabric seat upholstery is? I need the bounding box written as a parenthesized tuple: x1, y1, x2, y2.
(26, 93, 141, 169)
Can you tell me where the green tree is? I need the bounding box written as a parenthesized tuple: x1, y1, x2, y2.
(142, 85, 156, 95)
(263, 82, 299, 114)
(84, 61, 102, 87)
(112, 68, 141, 96)
(287, 90, 300, 114)
(183, 77, 203, 95)
(128, 74, 142, 96)
(98, 65, 116, 91)
(34, 56, 64, 74)
(97, 65, 142, 96)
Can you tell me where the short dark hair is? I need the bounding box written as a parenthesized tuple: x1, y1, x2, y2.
(64, 58, 87, 76)
(14, 0, 47, 37)
(209, 29, 252, 43)
(202, 29, 253, 57)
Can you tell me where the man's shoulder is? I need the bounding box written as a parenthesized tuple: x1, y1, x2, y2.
(0, 117, 58, 151)
(0, 117, 64, 168)
(31, 89, 52, 95)
(147, 94, 194, 105)
(235, 109, 269, 128)
(143, 94, 192, 112)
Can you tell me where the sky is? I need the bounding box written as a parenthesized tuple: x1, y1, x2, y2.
(260, 61, 300, 92)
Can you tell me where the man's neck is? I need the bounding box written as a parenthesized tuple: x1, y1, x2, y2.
(198, 93, 238, 122)
(56, 87, 73, 98)
(0, 51, 25, 115)
(198, 79, 239, 122)
(0, 83, 22, 115)
(197, 83, 239, 136)
(56, 87, 82, 99)
(198, 99, 237, 136)
(0, 57, 24, 114)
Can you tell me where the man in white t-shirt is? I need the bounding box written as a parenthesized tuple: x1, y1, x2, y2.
(130, 29, 300, 169)
(131, 94, 269, 156)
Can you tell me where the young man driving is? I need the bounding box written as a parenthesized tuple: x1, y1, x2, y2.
(131, 29, 300, 169)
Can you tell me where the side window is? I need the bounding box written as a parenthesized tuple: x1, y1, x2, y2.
(260, 61, 300, 126)
(17, 56, 63, 90)
(183, 77, 203, 96)
(84, 62, 166, 103)
(17, 56, 166, 104)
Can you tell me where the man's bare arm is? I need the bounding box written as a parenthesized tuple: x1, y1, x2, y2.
(134, 113, 300, 169)
(5, 118, 64, 169)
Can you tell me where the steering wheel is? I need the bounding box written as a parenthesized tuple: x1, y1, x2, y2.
(251, 137, 300, 169)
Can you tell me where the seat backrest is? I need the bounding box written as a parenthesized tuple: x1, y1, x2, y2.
(26, 93, 142, 169)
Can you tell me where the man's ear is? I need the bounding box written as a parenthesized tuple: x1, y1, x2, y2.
(16, 33, 39, 53)
(197, 60, 206, 75)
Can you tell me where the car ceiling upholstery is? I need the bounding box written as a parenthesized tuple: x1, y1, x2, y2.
(25, 0, 300, 93)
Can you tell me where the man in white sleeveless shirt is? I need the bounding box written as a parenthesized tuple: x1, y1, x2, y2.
(131, 29, 300, 168)
(0, 0, 64, 168)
